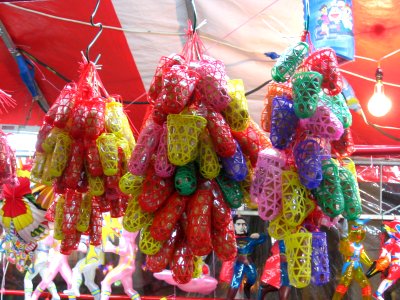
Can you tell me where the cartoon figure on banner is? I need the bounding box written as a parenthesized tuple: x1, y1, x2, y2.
(30, 230, 74, 300)
(258, 239, 290, 300)
(153, 256, 218, 295)
(366, 220, 400, 300)
(317, 4, 330, 38)
(24, 237, 61, 300)
(64, 235, 104, 300)
(333, 219, 372, 300)
(227, 215, 267, 300)
(101, 228, 141, 300)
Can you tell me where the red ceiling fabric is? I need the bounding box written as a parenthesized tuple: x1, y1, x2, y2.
(341, 0, 400, 148)
(0, 0, 147, 133)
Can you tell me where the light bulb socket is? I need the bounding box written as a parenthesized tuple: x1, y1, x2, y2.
(375, 67, 383, 81)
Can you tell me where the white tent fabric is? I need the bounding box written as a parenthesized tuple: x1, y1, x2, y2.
(113, 0, 304, 122)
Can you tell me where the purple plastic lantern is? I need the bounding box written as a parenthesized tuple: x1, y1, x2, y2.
(311, 231, 330, 286)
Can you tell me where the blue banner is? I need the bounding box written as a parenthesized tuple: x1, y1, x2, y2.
(305, 0, 355, 62)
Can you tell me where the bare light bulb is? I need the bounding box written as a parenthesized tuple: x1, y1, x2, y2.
(367, 68, 392, 117)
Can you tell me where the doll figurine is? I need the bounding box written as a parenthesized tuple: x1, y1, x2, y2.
(64, 235, 104, 299)
(227, 215, 267, 299)
(366, 220, 400, 300)
(258, 239, 290, 300)
(333, 220, 372, 300)
(30, 230, 73, 300)
(101, 228, 141, 300)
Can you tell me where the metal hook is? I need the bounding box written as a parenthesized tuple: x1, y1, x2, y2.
(185, 0, 198, 32)
(85, 0, 103, 62)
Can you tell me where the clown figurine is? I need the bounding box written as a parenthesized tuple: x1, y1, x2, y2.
(366, 220, 400, 300)
(227, 215, 267, 299)
(333, 219, 372, 300)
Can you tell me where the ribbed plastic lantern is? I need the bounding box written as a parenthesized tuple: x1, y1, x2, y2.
(212, 221, 237, 261)
(84, 97, 106, 140)
(215, 171, 243, 209)
(76, 193, 92, 232)
(223, 79, 250, 131)
(312, 159, 344, 218)
(210, 181, 232, 230)
(89, 196, 102, 246)
(284, 229, 312, 288)
(311, 231, 330, 286)
(53, 195, 65, 240)
(220, 140, 248, 182)
(96, 133, 119, 176)
(41, 127, 64, 154)
(331, 128, 355, 158)
(304, 48, 343, 96)
(251, 148, 284, 220)
(268, 212, 297, 240)
(154, 123, 176, 178)
(240, 156, 258, 210)
(62, 189, 82, 235)
(206, 111, 237, 157)
(41, 153, 56, 186)
(167, 114, 207, 166)
(198, 131, 221, 179)
(123, 194, 153, 232)
(339, 165, 362, 221)
(293, 137, 323, 189)
(174, 162, 197, 196)
(292, 71, 323, 118)
(119, 172, 144, 195)
(30, 152, 46, 183)
(171, 241, 194, 284)
(299, 105, 344, 141)
(105, 101, 124, 135)
(282, 170, 313, 226)
(139, 226, 162, 255)
(261, 81, 292, 132)
(271, 42, 309, 83)
(129, 121, 163, 176)
(88, 174, 104, 196)
(320, 93, 352, 129)
(270, 95, 299, 150)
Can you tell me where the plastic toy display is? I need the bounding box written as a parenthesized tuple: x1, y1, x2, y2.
(226, 216, 267, 299)
(333, 220, 372, 300)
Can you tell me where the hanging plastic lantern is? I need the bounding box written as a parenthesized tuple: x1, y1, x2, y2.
(88, 174, 104, 196)
(320, 92, 352, 129)
(231, 119, 272, 166)
(146, 225, 182, 273)
(311, 231, 330, 286)
(198, 130, 221, 180)
(270, 95, 299, 150)
(223, 79, 250, 131)
(304, 48, 343, 96)
(210, 181, 232, 230)
(292, 71, 323, 118)
(186, 183, 213, 256)
(215, 171, 243, 209)
(151, 101, 168, 126)
(331, 128, 355, 158)
(293, 136, 323, 189)
(154, 123, 176, 178)
(84, 139, 103, 177)
(105, 101, 124, 135)
(281, 170, 313, 227)
(41, 153, 56, 186)
(171, 241, 194, 284)
(240, 156, 258, 210)
(212, 221, 237, 261)
(129, 121, 162, 176)
(312, 159, 344, 218)
(41, 128, 65, 154)
(220, 140, 248, 182)
(123, 194, 153, 232)
(299, 105, 344, 141)
(96, 133, 118, 176)
(339, 165, 362, 220)
(268, 212, 297, 240)
(206, 111, 237, 157)
(119, 172, 144, 195)
(53, 195, 65, 240)
(62, 190, 82, 235)
(161, 65, 198, 114)
(271, 42, 309, 82)
(174, 162, 197, 196)
(62, 142, 85, 189)
(251, 148, 284, 220)
(76, 193, 92, 233)
(30, 152, 46, 183)
(284, 228, 312, 288)
(70, 105, 87, 139)
(89, 197, 102, 246)
(35, 122, 53, 153)
(195, 57, 230, 112)
(139, 226, 162, 255)
(167, 114, 207, 166)
(150, 192, 188, 241)
(45, 83, 77, 128)
(138, 167, 174, 212)
(261, 81, 292, 132)
(85, 97, 106, 140)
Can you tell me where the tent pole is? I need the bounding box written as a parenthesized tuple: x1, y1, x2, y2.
(0, 20, 49, 112)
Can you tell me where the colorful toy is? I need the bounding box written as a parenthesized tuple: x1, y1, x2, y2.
(227, 215, 267, 299)
(333, 220, 372, 300)
(30, 230, 73, 300)
(366, 220, 400, 300)
(101, 228, 141, 299)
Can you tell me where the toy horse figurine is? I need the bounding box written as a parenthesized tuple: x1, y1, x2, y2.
(366, 220, 400, 300)
(333, 220, 372, 300)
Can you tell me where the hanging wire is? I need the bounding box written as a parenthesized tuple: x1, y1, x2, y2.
(85, 0, 103, 63)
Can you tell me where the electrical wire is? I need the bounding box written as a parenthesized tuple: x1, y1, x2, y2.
(245, 79, 272, 96)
